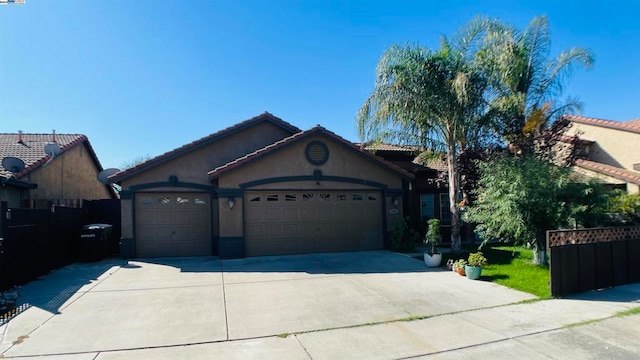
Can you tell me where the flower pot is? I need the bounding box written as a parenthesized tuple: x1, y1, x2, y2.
(455, 267, 465, 276)
(423, 252, 442, 268)
(465, 265, 482, 280)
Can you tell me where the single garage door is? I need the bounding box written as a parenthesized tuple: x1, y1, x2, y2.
(245, 190, 383, 256)
(135, 192, 212, 257)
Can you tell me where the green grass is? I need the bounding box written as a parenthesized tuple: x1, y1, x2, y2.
(479, 245, 551, 299)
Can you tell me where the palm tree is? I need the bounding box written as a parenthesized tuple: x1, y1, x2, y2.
(475, 15, 594, 153)
(357, 39, 489, 252)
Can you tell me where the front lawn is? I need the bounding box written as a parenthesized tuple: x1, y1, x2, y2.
(437, 243, 551, 299)
(480, 245, 551, 299)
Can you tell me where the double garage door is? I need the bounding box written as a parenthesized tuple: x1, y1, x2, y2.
(244, 190, 383, 256)
(135, 192, 212, 257)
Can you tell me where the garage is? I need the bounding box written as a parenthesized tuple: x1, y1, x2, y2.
(135, 192, 212, 257)
(244, 190, 383, 256)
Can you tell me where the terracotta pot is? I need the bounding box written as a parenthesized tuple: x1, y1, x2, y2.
(455, 268, 466, 276)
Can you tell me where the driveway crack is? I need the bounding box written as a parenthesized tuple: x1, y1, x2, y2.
(221, 260, 230, 341)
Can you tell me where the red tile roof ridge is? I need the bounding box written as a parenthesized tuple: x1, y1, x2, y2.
(563, 114, 640, 134)
(574, 159, 640, 185)
(208, 127, 414, 179)
(110, 112, 301, 182)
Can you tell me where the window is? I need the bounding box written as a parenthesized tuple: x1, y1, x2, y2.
(336, 194, 346, 201)
(285, 194, 297, 202)
(267, 194, 279, 202)
(320, 193, 330, 201)
(177, 197, 189, 204)
(249, 196, 261, 202)
(303, 193, 314, 201)
(368, 194, 377, 201)
(352, 194, 363, 201)
(420, 194, 435, 222)
(195, 198, 207, 205)
(159, 197, 171, 205)
(140, 197, 153, 206)
(439, 193, 451, 225)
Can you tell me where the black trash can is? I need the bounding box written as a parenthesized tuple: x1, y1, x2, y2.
(80, 224, 112, 261)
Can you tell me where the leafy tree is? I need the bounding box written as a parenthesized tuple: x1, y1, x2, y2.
(463, 154, 578, 264)
(357, 39, 491, 252)
(605, 191, 640, 225)
(120, 154, 154, 170)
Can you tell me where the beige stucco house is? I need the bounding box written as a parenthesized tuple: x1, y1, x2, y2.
(563, 115, 640, 194)
(0, 132, 115, 208)
(111, 113, 413, 258)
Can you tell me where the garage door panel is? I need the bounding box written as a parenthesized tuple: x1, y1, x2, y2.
(135, 192, 212, 257)
(245, 190, 383, 256)
(265, 208, 282, 221)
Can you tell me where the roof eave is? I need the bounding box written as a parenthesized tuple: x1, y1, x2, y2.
(111, 113, 301, 183)
(208, 127, 415, 180)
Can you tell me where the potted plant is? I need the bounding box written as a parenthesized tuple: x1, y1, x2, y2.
(465, 252, 487, 280)
(423, 219, 442, 267)
(453, 259, 467, 275)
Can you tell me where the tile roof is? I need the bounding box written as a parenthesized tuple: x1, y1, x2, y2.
(359, 142, 422, 152)
(208, 126, 415, 180)
(110, 112, 301, 182)
(574, 159, 640, 185)
(563, 115, 640, 134)
(412, 153, 448, 172)
(0, 133, 90, 180)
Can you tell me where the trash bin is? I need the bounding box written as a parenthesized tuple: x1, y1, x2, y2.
(80, 224, 112, 261)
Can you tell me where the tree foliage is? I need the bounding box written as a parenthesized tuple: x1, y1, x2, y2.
(463, 154, 608, 264)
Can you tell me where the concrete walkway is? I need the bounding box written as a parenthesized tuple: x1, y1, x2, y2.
(1, 251, 639, 359)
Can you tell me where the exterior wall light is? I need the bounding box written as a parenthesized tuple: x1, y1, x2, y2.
(228, 197, 235, 209)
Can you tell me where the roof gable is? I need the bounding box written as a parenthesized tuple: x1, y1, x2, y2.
(110, 112, 301, 182)
(0, 133, 93, 179)
(564, 115, 640, 134)
(208, 126, 414, 180)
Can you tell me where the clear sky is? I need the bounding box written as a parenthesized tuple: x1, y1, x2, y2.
(1, 1, 639, 170)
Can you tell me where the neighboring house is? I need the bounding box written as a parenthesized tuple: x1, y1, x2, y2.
(0, 132, 116, 208)
(563, 115, 640, 194)
(111, 113, 413, 258)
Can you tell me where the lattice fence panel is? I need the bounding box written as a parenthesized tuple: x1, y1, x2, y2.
(547, 227, 640, 248)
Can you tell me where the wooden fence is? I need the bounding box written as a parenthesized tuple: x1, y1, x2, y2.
(548, 227, 640, 297)
(0, 200, 120, 291)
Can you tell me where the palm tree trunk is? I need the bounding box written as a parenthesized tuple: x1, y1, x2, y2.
(447, 142, 461, 252)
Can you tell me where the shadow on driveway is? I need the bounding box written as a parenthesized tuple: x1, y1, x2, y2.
(136, 250, 434, 275)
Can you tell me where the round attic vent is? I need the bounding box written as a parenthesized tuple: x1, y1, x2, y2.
(305, 141, 329, 165)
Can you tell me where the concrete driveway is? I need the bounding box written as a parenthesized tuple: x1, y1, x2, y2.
(1, 251, 639, 359)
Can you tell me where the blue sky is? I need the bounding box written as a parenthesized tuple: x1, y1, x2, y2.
(1, 1, 639, 169)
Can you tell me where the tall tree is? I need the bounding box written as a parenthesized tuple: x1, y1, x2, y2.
(357, 39, 489, 252)
(475, 15, 594, 153)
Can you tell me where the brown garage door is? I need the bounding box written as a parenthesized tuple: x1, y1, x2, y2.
(244, 190, 383, 256)
(135, 193, 212, 257)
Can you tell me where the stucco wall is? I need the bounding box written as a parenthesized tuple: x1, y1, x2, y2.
(121, 122, 293, 189)
(25, 144, 111, 201)
(567, 123, 640, 171)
